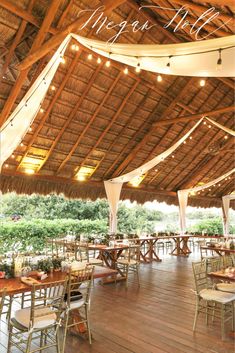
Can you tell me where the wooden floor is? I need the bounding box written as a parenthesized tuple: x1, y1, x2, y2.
(1, 249, 235, 353)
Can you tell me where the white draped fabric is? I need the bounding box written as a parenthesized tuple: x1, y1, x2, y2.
(104, 119, 203, 232)
(178, 168, 235, 234)
(222, 194, 235, 236)
(74, 34, 235, 77)
(0, 35, 71, 169)
(205, 117, 235, 137)
(104, 181, 123, 233)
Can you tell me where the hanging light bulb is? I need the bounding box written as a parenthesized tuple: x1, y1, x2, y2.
(51, 85, 55, 91)
(124, 67, 128, 75)
(203, 121, 207, 125)
(20, 142, 24, 147)
(40, 108, 44, 113)
(216, 49, 222, 71)
(189, 136, 192, 140)
(157, 74, 162, 82)
(88, 53, 92, 60)
(29, 127, 32, 131)
(135, 62, 141, 73)
(224, 135, 228, 139)
(97, 57, 102, 64)
(4, 164, 8, 168)
(11, 154, 15, 159)
(166, 56, 172, 73)
(60, 56, 66, 64)
(199, 79, 206, 87)
(106, 60, 111, 67)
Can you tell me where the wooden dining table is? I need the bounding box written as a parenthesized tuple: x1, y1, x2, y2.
(201, 245, 235, 256)
(207, 269, 235, 282)
(0, 266, 118, 296)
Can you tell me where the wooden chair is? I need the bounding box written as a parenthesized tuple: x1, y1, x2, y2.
(61, 266, 94, 352)
(7, 279, 68, 353)
(76, 242, 103, 266)
(192, 261, 235, 340)
(116, 241, 140, 288)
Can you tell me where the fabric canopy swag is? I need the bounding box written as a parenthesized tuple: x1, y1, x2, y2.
(222, 194, 235, 236)
(0, 33, 234, 233)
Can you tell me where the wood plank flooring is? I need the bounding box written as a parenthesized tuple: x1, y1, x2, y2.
(1, 248, 235, 353)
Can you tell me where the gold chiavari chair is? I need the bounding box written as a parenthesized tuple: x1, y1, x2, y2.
(192, 261, 235, 340)
(61, 266, 94, 352)
(116, 240, 140, 288)
(7, 279, 68, 353)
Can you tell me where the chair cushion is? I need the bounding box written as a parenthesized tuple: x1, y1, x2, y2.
(117, 259, 137, 265)
(68, 298, 85, 310)
(216, 283, 235, 293)
(14, 307, 56, 329)
(199, 288, 235, 304)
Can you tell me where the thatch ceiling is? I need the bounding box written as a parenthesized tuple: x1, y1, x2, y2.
(0, 0, 234, 208)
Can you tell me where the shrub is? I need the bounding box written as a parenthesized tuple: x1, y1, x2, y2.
(0, 219, 108, 254)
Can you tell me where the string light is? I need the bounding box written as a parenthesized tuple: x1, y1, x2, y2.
(88, 53, 92, 60)
(106, 60, 111, 67)
(20, 142, 24, 147)
(135, 62, 141, 73)
(224, 135, 228, 139)
(71, 44, 79, 51)
(11, 154, 15, 159)
(40, 108, 44, 113)
(97, 57, 102, 64)
(4, 164, 8, 168)
(189, 136, 192, 140)
(51, 85, 55, 91)
(157, 74, 162, 82)
(60, 56, 66, 64)
(29, 127, 32, 132)
(183, 141, 186, 144)
(203, 121, 207, 125)
(216, 49, 222, 71)
(166, 56, 172, 69)
(208, 124, 211, 128)
(123, 67, 128, 75)
(199, 79, 206, 87)
(172, 155, 175, 158)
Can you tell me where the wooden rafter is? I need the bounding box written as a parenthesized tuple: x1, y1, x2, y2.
(0, 0, 56, 34)
(55, 70, 122, 174)
(16, 0, 127, 71)
(1, 0, 35, 78)
(153, 105, 235, 126)
(111, 77, 194, 178)
(0, 0, 62, 127)
(171, 0, 234, 23)
(16, 49, 82, 172)
(73, 80, 139, 177)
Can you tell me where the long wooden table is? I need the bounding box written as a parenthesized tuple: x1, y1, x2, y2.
(201, 245, 235, 256)
(207, 269, 235, 282)
(0, 266, 118, 296)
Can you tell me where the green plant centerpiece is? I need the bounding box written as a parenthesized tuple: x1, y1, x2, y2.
(37, 258, 53, 274)
(51, 256, 63, 270)
(0, 261, 14, 279)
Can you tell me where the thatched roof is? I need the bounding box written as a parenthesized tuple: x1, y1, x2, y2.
(0, 0, 234, 209)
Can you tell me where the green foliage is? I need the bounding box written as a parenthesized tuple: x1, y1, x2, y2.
(0, 219, 108, 254)
(188, 218, 223, 234)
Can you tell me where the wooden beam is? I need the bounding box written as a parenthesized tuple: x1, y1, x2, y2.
(1, 0, 35, 78)
(0, 0, 56, 34)
(0, 0, 62, 127)
(16, 49, 82, 172)
(171, 0, 234, 23)
(36, 64, 103, 173)
(17, 0, 127, 71)
(111, 77, 194, 178)
(153, 105, 235, 126)
(75, 79, 139, 177)
(176, 138, 234, 190)
(56, 70, 122, 174)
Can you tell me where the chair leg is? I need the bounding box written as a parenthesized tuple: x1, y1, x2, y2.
(125, 265, 129, 289)
(56, 326, 61, 353)
(221, 304, 225, 340)
(85, 306, 92, 345)
(232, 303, 235, 331)
(206, 302, 209, 325)
(7, 323, 13, 353)
(193, 299, 199, 331)
(26, 333, 32, 353)
(61, 312, 69, 353)
(136, 264, 140, 287)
